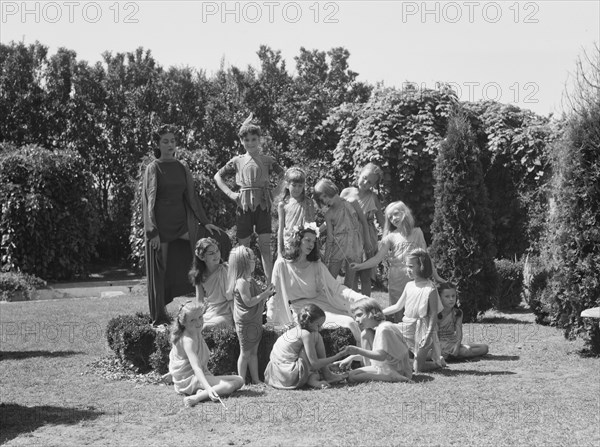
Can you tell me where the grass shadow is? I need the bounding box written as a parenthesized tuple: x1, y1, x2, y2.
(0, 350, 84, 361)
(230, 388, 267, 398)
(436, 369, 516, 377)
(0, 402, 103, 444)
(479, 316, 533, 325)
(445, 354, 520, 363)
(410, 374, 435, 383)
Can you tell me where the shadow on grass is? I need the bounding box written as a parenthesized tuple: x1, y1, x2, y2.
(479, 316, 533, 325)
(446, 354, 520, 363)
(230, 388, 267, 398)
(0, 402, 103, 444)
(411, 374, 435, 383)
(436, 369, 516, 377)
(0, 350, 84, 361)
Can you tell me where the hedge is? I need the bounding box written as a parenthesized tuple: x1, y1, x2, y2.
(0, 145, 100, 280)
(493, 259, 524, 310)
(106, 313, 356, 379)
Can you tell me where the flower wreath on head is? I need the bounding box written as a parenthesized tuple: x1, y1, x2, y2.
(292, 222, 320, 239)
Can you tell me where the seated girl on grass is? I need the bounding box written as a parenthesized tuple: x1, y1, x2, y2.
(336, 298, 413, 383)
(437, 282, 489, 360)
(264, 304, 348, 389)
(168, 301, 244, 407)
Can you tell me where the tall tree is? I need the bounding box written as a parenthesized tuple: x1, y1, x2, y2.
(430, 111, 497, 322)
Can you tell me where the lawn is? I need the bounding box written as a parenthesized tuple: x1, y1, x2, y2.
(1, 291, 599, 446)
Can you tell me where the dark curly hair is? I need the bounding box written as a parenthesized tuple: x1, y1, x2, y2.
(283, 227, 320, 262)
(152, 124, 178, 158)
(298, 304, 326, 331)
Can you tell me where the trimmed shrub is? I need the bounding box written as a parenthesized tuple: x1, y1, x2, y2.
(522, 255, 552, 325)
(0, 271, 46, 301)
(0, 146, 100, 280)
(105, 313, 157, 372)
(430, 111, 498, 322)
(107, 313, 355, 377)
(493, 259, 524, 310)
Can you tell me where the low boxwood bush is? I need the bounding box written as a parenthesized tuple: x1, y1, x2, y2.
(493, 259, 524, 310)
(107, 313, 356, 377)
(106, 313, 157, 372)
(0, 271, 46, 301)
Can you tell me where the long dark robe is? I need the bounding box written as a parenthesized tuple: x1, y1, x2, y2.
(142, 159, 231, 325)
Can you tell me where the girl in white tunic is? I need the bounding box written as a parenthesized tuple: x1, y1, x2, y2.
(382, 248, 444, 373)
(168, 301, 243, 407)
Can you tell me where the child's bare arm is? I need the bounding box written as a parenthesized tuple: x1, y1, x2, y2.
(453, 311, 464, 354)
(237, 279, 274, 307)
(373, 195, 385, 230)
(214, 171, 238, 203)
(421, 291, 439, 348)
(195, 284, 205, 303)
(277, 202, 285, 257)
(351, 239, 390, 270)
(324, 213, 334, 263)
(301, 331, 345, 370)
(345, 345, 388, 362)
(383, 289, 405, 315)
(182, 337, 214, 391)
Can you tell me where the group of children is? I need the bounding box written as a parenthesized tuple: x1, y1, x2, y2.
(166, 115, 489, 407)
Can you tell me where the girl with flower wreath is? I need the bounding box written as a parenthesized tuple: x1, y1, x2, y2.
(269, 222, 369, 344)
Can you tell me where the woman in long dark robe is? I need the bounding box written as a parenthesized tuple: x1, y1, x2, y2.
(142, 125, 231, 327)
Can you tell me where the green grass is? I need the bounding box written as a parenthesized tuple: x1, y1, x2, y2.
(1, 292, 599, 446)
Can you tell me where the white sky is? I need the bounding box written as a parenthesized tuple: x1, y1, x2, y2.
(1, 0, 599, 116)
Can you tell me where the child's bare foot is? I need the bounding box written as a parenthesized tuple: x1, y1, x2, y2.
(310, 380, 330, 389)
(183, 396, 196, 407)
(324, 371, 348, 384)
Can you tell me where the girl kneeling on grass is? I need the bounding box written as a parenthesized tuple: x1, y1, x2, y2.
(437, 282, 489, 360)
(264, 304, 348, 389)
(168, 301, 244, 407)
(338, 298, 413, 383)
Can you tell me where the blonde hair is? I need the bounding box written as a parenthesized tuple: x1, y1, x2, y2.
(313, 178, 339, 207)
(170, 300, 205, 345)
(358, 163, 383, 186)
(384, 201, 415, 237)
(351, 298, 386, 322)
(226, 246, 254, 295)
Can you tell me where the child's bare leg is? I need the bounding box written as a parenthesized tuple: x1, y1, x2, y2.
(414, 347, 441, 373)
(183, 390, 210, 407)
(348, 366, 410, 383)
(209, 374, 245, 396)
(257, 233, 273, 281)
(314, 333, 346, 383)
(183, 374, 244, 407)
(457, 343, 489, 358)
(359, 268, 372, 296)
(237, 350, 251, 384)
(248, 345, 261, 384)
(297, 348, 329, 388)
(306, 372, 329, 388)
